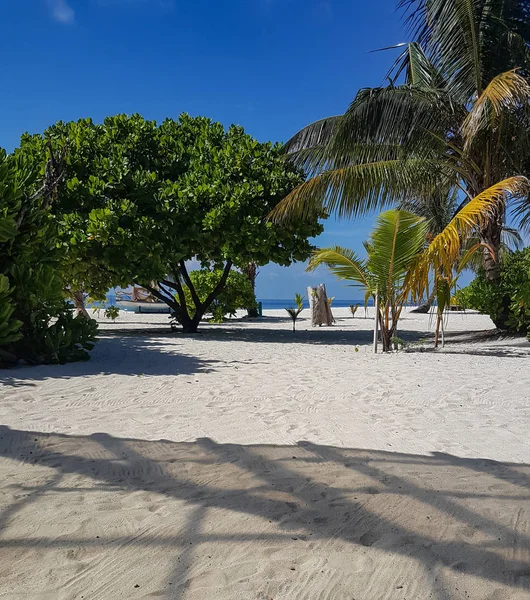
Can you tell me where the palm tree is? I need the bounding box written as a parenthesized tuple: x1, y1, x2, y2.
(309, 210, 428, 351)
(310, 184, 528, 350)
(273, 0, 530, 325)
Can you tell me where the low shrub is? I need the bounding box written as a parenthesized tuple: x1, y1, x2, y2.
(0, 148, 97, 366)
(454, 248, 530, 334)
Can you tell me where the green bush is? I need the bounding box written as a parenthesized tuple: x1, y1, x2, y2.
(0, 149, 97, 366)
(182, 269, 256, 323)
(454, 248, 530, 334)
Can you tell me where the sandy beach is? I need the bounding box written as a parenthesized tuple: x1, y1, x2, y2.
(1, 308, 529, 599)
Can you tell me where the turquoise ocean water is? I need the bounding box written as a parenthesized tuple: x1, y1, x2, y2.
(103, 291, 371, 310)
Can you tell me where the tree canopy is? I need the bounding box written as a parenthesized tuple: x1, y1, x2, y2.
(273, 0, 530, 294)
(20, 114, 323, 331)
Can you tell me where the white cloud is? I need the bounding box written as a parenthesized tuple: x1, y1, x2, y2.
(48, 0, 75, 24)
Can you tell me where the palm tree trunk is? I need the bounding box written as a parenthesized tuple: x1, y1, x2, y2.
(480, 216, 503, 283)
(241, 262, 259, 317)
(481, 213, 511, 329)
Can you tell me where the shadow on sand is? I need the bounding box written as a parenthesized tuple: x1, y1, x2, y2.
(0, 336, 223, 384)
(0, 426, 529, 599)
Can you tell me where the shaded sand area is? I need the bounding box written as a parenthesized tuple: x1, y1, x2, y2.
(1, 308, 529, 599)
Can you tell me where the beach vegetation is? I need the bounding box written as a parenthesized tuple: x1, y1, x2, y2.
(309, 210, 428, 351)
(285, 293, 305, 332)
(311, 192, 514, 350)
(273, 0, 530, 319)
(455, 248, 530, 335)
(0, 147, 97, 366)
(20, 114, 323, 333)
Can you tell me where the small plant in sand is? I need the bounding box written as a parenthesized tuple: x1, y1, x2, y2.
(285, 293, 304, 332)
(349, 304, 359, 318)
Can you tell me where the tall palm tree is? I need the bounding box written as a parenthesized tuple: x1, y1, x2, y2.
(273, 0, 530, 325)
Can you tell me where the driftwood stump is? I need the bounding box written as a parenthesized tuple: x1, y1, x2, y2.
(307, 284, 334, 327)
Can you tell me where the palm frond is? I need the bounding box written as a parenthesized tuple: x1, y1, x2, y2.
(398, 0, 485, 101)
(334, 85, 456, 155)
(426, 175, 529, 269)
(307, 246, 370, 288)
(285, 116, 342, 154)
(271, 158, 444, 222)
(367, 210, 428, 302)
(385, 42, 448, 89)
(462, 69, 530, 143)
(512, 192, 530, 233)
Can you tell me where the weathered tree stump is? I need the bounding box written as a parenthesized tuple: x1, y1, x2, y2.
(307, 284, 334, 327)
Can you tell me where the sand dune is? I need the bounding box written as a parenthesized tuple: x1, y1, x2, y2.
(0, 308, 529, 599)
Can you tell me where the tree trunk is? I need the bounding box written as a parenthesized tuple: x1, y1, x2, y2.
(308, 284, 334, 326)
(72, 290, 91, 319)
(180, 314, 201, 334)
(380, 325, 394, 352)
(153, 260, 233, 333)
(481, 215, 510, 329)
(481, 216, 503, 283)
(241, 262, 259, 317)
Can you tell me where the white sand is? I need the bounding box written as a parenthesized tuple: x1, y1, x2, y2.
(0, 308, 529, 599)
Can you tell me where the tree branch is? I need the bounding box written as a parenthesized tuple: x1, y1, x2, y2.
(16, 143, 67, 228)
(160, 279, 180, 291)
(158, 281, 181, 307)
(137, 282, 178, 311)
(178, 260, 202, 310)
(162, 272, 190, 321)
(202, 260, 233, 311)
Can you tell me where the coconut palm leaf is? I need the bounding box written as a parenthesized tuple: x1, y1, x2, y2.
(462, 69, 530, 143)
(271, 157, 444, 221)
(367, 210, 428, 304)
(425, 176, 529, 269)
(398, 0, 485, 100)
(460, 226, 524, 272)
(307, 246, 370, 288)
(333, 85, 455, 157)
(285, 116, 342, 154)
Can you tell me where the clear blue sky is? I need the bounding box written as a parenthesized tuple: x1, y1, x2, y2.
(2, 0, 462, 300)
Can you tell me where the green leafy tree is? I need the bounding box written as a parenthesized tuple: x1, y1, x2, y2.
(20, 114, 323, 333)
(0, 147, 97, 366)
(182, 269, 256, 323)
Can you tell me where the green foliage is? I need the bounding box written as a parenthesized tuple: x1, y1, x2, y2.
(90, 304, 120, 321)
(286, 293, 305, 331)
(309, 209, 428, 351)
(285, 307, 303, 331)
(103, 305, 120, 321)
(455, 248, 530, 334)
(0, 149, 97, 366)
(294, 293, 304, 311)
(20, 114, 323, 331)
(182, 269, 256, 323)
(275, 0, 530, 286)
(22, 311, 98, 365)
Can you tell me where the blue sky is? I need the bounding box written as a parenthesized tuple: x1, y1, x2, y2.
(1, 0, 463, 300)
